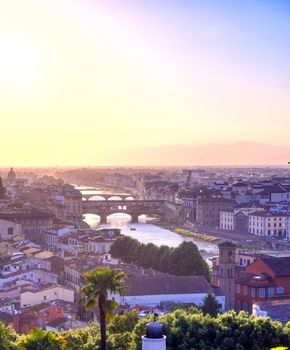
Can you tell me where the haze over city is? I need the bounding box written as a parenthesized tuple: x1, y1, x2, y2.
(3, 1, 290, 348)
(1, 0, 290, 166)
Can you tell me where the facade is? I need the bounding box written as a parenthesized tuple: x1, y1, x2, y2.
(64, 191, 83, 219)
(0, 219, 22, 240)
(196, 198, 234, 227)
(0, 211, 54, 243)
(220, 210, 234, 230)
(180, 191, 196, 223)
(234, 211, 249, 234)
(248, 212, 287, 239)
(20, 284, 74, 308)
(236, 256, 290, 312)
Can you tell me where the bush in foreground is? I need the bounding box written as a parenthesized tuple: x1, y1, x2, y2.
(1, 309, 290, 350)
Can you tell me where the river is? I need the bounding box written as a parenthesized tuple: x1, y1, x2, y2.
(76, 186, 218, 253)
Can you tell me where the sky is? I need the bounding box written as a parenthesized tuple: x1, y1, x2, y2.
(0, 0, 290, 166)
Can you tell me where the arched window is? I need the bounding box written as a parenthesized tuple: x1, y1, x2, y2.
(277, 286, 284, 295)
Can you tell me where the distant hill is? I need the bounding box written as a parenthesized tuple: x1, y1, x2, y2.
(102, 142, 290, 166)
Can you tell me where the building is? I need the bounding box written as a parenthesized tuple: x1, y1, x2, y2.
(20, 284, 74, 308)
(116, 275, 224, 310)
(196, 198, 234, 227)
(220, 210, 234, 230)
(0, 219, 22, 240)
(13, 303, 65, 334)
(44, 225, 75, 251)
(236, 256, 290, 312)
(0, 210, 54, 243)
(180, 190, 197, 223)
(234, 211, 249, 234)
(248, 212, 287, 239)
(63, 186, 83, 219)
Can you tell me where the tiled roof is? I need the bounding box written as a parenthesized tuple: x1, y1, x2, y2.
(261, 257, 290, 276)
(0, 312, 13, 323)
(262, 304, 290, 323)
(125, 275, 213, 296)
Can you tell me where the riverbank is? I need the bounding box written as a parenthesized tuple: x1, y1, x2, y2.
(159, 222, 222, 244)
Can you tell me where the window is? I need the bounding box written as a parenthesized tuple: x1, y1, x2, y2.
(43, 295, 47, 301)
(244, 286, 248, 296)
(252, 288, 256, 297)
(277, 287, 284, 295)
(259, 288, 265, 298)
(7, 227, 14, 235)
(236, 284, 240, 294)
(268, 287, 274, 297)
(243, 302, 248, 311)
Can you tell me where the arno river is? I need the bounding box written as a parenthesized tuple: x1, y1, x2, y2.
(77, 186, 218, 253)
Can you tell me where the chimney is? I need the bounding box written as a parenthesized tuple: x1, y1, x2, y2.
(142, 314, 166, 350)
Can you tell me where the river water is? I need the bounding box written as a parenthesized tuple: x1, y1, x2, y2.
(77, 186, 218, 253)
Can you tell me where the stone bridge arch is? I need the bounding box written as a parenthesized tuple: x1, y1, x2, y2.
(82, 200, 165, 223)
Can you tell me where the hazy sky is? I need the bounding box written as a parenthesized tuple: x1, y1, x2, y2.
(0, 0, 290, 166)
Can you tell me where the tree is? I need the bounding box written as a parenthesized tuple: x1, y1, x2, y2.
(169, 241, 210, 279)
(79, 267, 127, 350)
(0, 321, 17, 350)
(61, 323, 100, 350)
(107, 309, 139, 334)
(17, 328, 66, 350)
(201, 293, 220, 317)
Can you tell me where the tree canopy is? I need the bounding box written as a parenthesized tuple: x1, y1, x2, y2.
(1, 309, 290, 350)
(110, 236, 210, 280)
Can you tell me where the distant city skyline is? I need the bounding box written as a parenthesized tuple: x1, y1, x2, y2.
(0, 0, 289, 166)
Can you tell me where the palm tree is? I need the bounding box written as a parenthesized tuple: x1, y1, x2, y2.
(79, 267, 127, 350)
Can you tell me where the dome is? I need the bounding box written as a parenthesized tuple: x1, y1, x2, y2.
(8, 167, 16, 182)
(145, 321, 164, 339)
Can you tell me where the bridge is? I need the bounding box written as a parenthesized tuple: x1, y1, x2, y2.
(82, 199, 165, 223)
(82, 193, 135, 201)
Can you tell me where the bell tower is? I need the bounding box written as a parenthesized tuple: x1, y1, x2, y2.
(218, 241, 236, 311)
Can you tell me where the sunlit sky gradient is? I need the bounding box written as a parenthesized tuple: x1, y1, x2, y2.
(0, 0, 290, 166)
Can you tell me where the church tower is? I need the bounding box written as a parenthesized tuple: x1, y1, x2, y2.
(218, 241, 236, 311)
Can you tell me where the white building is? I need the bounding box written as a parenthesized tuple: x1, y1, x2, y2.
(220, 210, 234, 230)
(20, 284, 74, 308)
(248, 212, 287, 239)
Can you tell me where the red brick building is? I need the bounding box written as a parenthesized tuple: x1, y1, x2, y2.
(236, 256, 290, 312)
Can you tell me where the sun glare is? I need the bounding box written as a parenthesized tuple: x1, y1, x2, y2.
(0, 34, 42, 95)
